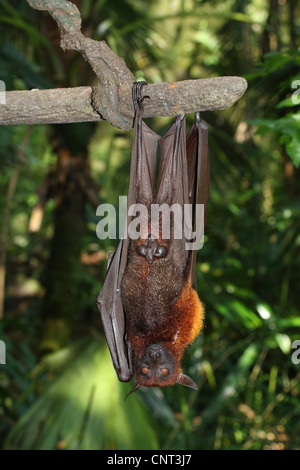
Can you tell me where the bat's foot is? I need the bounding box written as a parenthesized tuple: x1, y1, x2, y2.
(135, 235, 168, 264)
(132, 81, 150, 112)
(195, 111, 201, 123)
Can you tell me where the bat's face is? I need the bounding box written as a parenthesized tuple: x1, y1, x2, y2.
(134, 343, 179, 387)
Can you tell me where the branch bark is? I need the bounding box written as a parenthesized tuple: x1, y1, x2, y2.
(0, 77, 247, 128)
(0, 87, 99, 126)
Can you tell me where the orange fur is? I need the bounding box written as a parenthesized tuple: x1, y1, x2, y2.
(174, 282, 204, 346)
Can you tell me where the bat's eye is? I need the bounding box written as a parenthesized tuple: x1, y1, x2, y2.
(141, 367, 149, 376)
(161, 368, 169, 376)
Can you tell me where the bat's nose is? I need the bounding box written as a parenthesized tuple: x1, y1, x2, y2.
(149, 350, 160, 359)
(147, 344, 162, 359)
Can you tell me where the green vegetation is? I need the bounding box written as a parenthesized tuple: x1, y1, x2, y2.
(0, 0, 299, 450)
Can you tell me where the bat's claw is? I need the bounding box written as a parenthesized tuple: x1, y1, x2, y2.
(195, 112, 201, 123)
(175, 114, 185, 130)
(133, 81, 149, 113)
(139, 94, 150, 104)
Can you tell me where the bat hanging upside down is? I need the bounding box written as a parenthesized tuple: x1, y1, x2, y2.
(97, 82, 209, 397)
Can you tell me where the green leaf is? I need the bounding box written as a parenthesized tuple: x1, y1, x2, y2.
(4, 337, 159, 450)
(285, 133, 300, 167)
(198, 344, 259, 432)
(277, 97, 300, 109)
(275, 333, 291, 354)
(215, 300, 262, 330)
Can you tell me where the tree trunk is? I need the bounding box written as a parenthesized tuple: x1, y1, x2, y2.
(39, 151, 87, 353)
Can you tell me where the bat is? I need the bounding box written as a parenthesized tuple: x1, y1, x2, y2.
(97, 82, 209, 396)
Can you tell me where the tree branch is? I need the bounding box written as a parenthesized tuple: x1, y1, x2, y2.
(0, 77, 247, 128)
(0, 87, 100, 126)
(0, 0, 248, 130)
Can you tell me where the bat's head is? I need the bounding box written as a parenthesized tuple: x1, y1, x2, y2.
(126, 343, 198, 397)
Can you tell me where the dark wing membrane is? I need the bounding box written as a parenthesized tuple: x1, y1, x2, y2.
(186, 114, 209, 289)
(128, 108, 160, 208)
(156, 115, 188, 206)
(97, 240, 132, 382)
(97, 104, 160, 383)
(156, 115, 189, 269)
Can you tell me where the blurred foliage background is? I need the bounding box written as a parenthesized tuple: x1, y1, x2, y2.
(0, 0, 300, 451)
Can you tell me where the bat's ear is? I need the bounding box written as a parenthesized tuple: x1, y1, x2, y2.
(176, 374, 198, 390)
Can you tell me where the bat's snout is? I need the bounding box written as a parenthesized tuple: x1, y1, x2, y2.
(147, 345, 162, 359)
